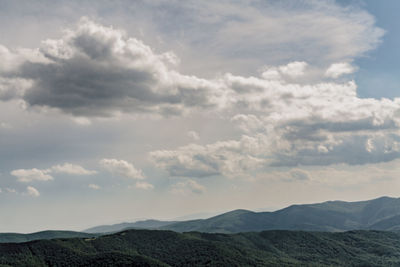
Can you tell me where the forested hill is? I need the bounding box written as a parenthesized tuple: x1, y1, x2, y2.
(0, 230, 96, 243)
(1, 229, 400, 266)
(85, 196, 400, 233)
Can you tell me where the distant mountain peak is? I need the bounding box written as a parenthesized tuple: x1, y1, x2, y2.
(84, 196, 400, 234)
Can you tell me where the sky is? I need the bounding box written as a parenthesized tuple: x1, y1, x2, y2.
(1, 0, 400, 233)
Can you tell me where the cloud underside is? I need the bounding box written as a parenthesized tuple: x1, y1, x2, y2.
(0, 6, 398, 175)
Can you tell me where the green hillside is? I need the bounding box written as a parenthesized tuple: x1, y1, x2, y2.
(161, 196, 400, 233)
(1, 229, 400, 266)
(0, 231, 96, 243)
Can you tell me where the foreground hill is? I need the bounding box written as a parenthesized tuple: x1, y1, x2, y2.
(161, 196, 400, 233)
(0, 230, 96, 243)
(1, 229, 400, 266)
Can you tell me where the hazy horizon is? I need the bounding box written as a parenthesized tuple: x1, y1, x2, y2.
(2, 0, 400, 233)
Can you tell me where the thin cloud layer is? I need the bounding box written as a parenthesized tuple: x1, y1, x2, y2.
(51, 163, 97, 175)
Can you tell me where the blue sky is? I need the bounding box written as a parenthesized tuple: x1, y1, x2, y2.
(354, 0, 400, 98)
(1, 0, 400, 233)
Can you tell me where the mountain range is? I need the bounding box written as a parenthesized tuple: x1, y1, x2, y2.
(85, 196, 400, 233)
(3, 196, 400, 244)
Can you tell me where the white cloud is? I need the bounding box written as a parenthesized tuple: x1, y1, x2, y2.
(11, 168, 53, 183)
(187, 130, 200, 141)
(11, 163, 96, 182)
(150, 64, 400, 175)
(26, 186, 40, 197)
(325, 62, 356, 78)
(0, 122, 11, 129)
(6, 188, 16, 193)
(150, 135, 266, 178)
(135, 181, 154, 190)
(161, 0, 383, 73)
(171, 179, 206, 195)
(278, 61, 308, 78)
(51, 163, 97, 175)
(72, 117, 91, 126)
(100, 158, 145, 180)
(88, 183, 100, 190)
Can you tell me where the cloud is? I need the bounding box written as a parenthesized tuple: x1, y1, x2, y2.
(0, 10, 393, 180)
(0, 18, 221, 117)
(151, 0, 383, 71)
(100, 158, 145, 180)
(325, 62, 356, 78)
(278, 61, 308, 78)
(187, 130, 200, 141)
(171, 179, 206, 195)
(88, 183, 100, 190)
(150, 62, 400, 175)
(51, 163, 97, 175)
(11, 168, 53, 183)
(6, 188, 16, 193)
(135, 181, 154, 190)
(72, 117, 91, 125)
(11, 163, 96, 182)
(26, 186, 40, 197)
(150, 136, 265, 178)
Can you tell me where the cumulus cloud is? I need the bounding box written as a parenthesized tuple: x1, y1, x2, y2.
(100, 158, 145, 180)
(11, 163, 96, 182)
(0, 13, 393, 181)
(171, 179, 206, 195)
(88, 183, 100, 190)
(325, 62, 356, 78)
(187, 130, 200, 141)
(0, 18, 222, 117)
(135, 181, 154, 190)
(51, 163, 97, 175)
(150, 136, 265, 178)
(26, 186, 40, 197)
(278, 61, 308, 78)
(150, 61, 400, 176)
(11, 168, 53, 183)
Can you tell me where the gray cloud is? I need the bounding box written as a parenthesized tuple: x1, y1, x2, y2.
(3, 18, 220, 117)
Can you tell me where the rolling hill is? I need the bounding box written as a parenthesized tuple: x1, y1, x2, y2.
(1, 229, 400, 266)
(0, 230, 96, 243)
(84, 196, 400, 234)
(159, 196, 400, 233)
(84, 219, 177, 233)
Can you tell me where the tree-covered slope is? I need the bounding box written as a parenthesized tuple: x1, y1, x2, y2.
(1, 229, 400, 266)
(161, 196, 400, 233)
(0, 231, 96, 243)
